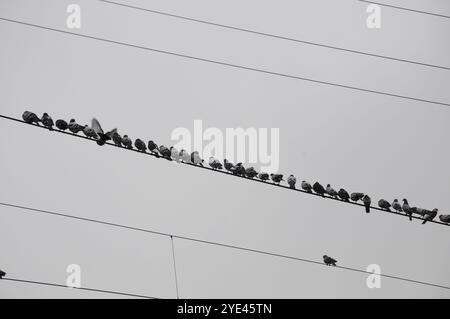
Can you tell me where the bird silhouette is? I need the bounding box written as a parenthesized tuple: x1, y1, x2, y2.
(245, 167, 258, 179)
(208, 157, 223, 170)
(323, 255, 337, 266)
(135, 139, 147, 152)
(112, 132, 122, 146)
(121, 135, 132, 149)
(270, 174, 284, 185)
(55, 119, 68, 131)
(82, 125, 98, 139)
(41, 113, 54, 130)
(232, 163, 246, 176)
(223, 159, 234, 172)
(392, 199, 402, 213)
(287, 175, 297, 189)
(439, 214, 450, 224)
(258, 172, 269, 181)
(422, 208, 438, 224)
(326, 184, 338, 198)
(147, 141, 160, 156)
(0, 269, 5, 279)
(378, 199, 391, 212)
(91, 118, 116, 146)
(301, 181, 312, 193)
(22, 111, 41, 125)
(362, 195, 371, 213)
(68, 119, 84, 134)
(191, 151, 204, 166)
(350, 192, 364, 202)
(402, 199, 412, 221)
(159, 145, 172, 160)
(337, 188, 350, 202)
(312, 182, 325, 197)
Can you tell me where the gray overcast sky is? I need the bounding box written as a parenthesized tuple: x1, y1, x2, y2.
(1, 0, 450, 298)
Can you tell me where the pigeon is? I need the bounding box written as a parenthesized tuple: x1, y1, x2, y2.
(378, 199, 391, 212)
(287, 175, 297, 189)
(191, 151, 204, 166)
(312, 182, 325, 197)
(392, 199, 402, 213)
(68, 119, 84, 134)
(91, 118, 117, 146)
(41, 113, 54, 130)
(22, 111, 40, 125)
(55, 119, 68, 131)
(159, 145, 172, 160)
(326, 184, 338, 198)
(170, 147, 180, 162)
(82, 125, 98, 139)
(179, 149, 191, 163)
(301, 181, 312, 193)
(337, 188, 350, 202)
(410, 207, 426, 217)
(223, 159, 234, 172)
(245, 167, 258, 179)
(270, 174, 284, 185)
(439, 215, 450, 224)
(122, 135, 132, 149)
(362, 195, 371, 213)
(208, 157, 223, 170)
(402, 199, 412, 221)
(232, 163, 246, 176)
(422, 208, 438, 224)
(0, 269, 5, 279)
(135, 139, 147, 152)
(147, 141, 160, 156)
(350, 192, 364, 202)
(112, 132, 122, 146)
(323, 255, 337, 266)
(258, 172, 269, 181)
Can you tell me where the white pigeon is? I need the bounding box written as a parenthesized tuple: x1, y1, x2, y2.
(326, 184, 338, 198)
(179, 149, 191, 163)
(170, 147, 180, 162)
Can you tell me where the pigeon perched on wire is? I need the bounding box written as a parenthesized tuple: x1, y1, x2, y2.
(68, 119, 84, 135)
(121, 135, 132, 149)
(147, 141, 159, 156)
(245, 167, 258, 179)
(301, 181, 312, 193)
(41, 113, 54, 130)
(313, 182, 325, 197)
(378, 199, 391, 212)
(402, 199, 412, 221)
(270, 174, 284, 185)
(392, 199, 402, 213)
(362, 195, 371, 213)
(0, 269, 5, 279)
(191, 151, 204, 166)
(422, 208, 438, 224)
(287, 175, 297, 189)
(208, 157, 223, 170)
(179, 149, 191, 163)
(223, 159, 234, 172)
(350, 192, 364, 202)
(83, 125, 98, 139)
(112, 132, 122, 146)
(55, 119, 68, 131)
(439, 215, 450, 224)
(326, 184, 338, 198)
(22, 111, 41, 125)
(135, 139, 147, 152)
(258, 172, 269, 181)
(323, 255, 337, 266)
(338, 188, 350, 202)
(232, 163, 246, 176)
(170, 147, 180, 162)
(159, 145, 172, 160)
(91, 118, 117, 146)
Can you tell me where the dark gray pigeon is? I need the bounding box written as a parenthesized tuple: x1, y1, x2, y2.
(338, 188, 350, 202)
(159, 145, 172, 160)
(135, 139, 147, 152)
(402, 199, 412, 221)
(0, 269, 5, 279)
(351, 192, 364, 202)
(258, 172, 269, 181)
(122, 135, 132, 149)
(245, 167, 258, 179)
(22, 111, 40, 125)
(323, 255, 337, 266)
(112, 132, 122, 146)
(439, 214, 450, 224)
(287, 175, 296, 189)
(55, 119, 68, 131)
(83, 125, 98, 139)
(378, 199, 391, 212)
(270, 174, 284, 185)
(422, 208, 438, 224)
(208, 157, 223, 170)
(313, 182, 325, 197)
(392, 199, 402, 213)
(232, 163, 246, 176)
(223, 159, 234, 172)
(362, 195, 371, 213)
(41, 113, 54, 130)
(148, 141, 160, 156)
(326, 184, 338, 198)
(91, 118, 116, 146)
(68, 119, 84, 134)
(301, 181, 312, 193)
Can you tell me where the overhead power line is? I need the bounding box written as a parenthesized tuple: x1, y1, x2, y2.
(1, 202, 450, 291)
(0, 114, 448, 227)
(1, 277, 159, 299)
(0, 17, 449, 107)
(355, 0, 450, 19)
(97, 0, 450, 71)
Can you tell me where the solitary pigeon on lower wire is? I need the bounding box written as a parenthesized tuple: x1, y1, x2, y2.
(326, 184, 338, 198)
(270, 174, 284, 185)
(179, 149, 191, 163)
(112, 132, 122, 146)
(313, 182, 325, 197)
(0, 269, 5, 279)
(223, 159, 234, 172)
(351, 192, 364, 202)
(338, 188, 350, 202)
(122, 135, 132, 149)
(191, 151, 204, 166)
(258, 172, 269, 181)
(245, 167, 258, 179)
(378, 199, 391, 212)
(68, 119, 84, 134)
(301, 181, 312, 193)
(362, 195, 371, 213)
(323, 255, 337, 266)
(55, 119, 68, 131)
(439, 215, 450, 224)
(287, 175, 297, 189)
(402, 199, 412, 221)
(22, 111, 41, 125)
(41, 113, 54, 130)
(392, 199, 402, 213)
(135, 139, 147, 152)
(209, 157, 223, 170)
(422, 208, 438, 224)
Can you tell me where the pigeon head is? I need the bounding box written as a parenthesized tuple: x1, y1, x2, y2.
(323, 255, 328, 259)
(70, 119, 75, 123)
(402, 198, 408, 203)
(393, 199, 398, 202)
(327, 184, 330, 187)
(123, 135, 128, 138)
(43, 112, 49, 116)
(432, 208, 439, 213)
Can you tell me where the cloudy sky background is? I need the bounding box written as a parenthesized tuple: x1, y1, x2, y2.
(0, 0, 450, 298)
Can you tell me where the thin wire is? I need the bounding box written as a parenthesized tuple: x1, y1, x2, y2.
(97, 0, 450, 71)
(0, 17, 449, 107)
(355, 0, 450, 19)
(1, 114, 448, 227)
(1, 277, 159, 299)
(170, 236, 180, 299)
(1, 202, 450, 291)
